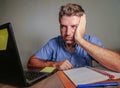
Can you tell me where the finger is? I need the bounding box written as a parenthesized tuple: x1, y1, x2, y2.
(74, 14, 86, 42)
(81, 14, 86, 29)
(59, 61, 71, 70)
(64, 60, 74, 69)
(77, 14, 86, 30)
(66, 60, 74, 68)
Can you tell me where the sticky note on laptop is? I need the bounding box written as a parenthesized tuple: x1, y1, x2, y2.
(0, 28, 8, 50)
(40, 67, 56, 73)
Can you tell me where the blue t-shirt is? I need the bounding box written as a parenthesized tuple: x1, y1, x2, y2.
(35, 34, 103, 67)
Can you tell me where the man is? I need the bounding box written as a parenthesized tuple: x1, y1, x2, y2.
(27, 3, 120, 72)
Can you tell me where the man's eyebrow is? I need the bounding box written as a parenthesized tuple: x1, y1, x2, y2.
(60, 23, 66, 25)
(60, 24, 78, 27)
(60, 24, 67, 27)
(71, 24, 78, 27)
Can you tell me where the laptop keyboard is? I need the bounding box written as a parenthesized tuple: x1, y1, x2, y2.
(24, 71, 46, 81)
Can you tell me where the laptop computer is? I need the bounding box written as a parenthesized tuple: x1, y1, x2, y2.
(0, 23, 57, 87)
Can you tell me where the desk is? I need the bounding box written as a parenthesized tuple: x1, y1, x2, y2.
(0, 71, 120, 88)
(0, 71, 75, 88)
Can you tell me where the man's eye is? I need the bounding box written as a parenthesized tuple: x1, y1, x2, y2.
(72, 25, 77, 30)
(60, 25, 66, 30)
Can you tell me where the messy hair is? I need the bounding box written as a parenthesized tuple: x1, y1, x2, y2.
(59, 3, 85, 22)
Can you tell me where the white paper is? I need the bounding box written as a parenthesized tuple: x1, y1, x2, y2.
(63, 67, 109, 86)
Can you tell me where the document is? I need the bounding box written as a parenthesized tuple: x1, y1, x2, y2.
(63, 66, 120, 86)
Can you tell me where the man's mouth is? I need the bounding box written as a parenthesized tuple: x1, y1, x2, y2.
(65, 37, 73, 41)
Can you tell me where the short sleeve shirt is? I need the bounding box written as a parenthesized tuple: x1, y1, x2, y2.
(35, 34, 104, 67)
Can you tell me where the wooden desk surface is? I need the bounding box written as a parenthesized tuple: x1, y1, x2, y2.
(0, 71, 120, 88)
(0, 71, 66, 88)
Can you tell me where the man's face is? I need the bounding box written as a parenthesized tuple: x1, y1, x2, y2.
(60, 16, 80, 44)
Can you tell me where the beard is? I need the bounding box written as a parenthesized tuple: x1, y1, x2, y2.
(63, 35, 75, 45)
(65, 40, 75, 45)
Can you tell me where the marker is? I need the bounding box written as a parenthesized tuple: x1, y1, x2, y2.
(77, 82, 118, 88)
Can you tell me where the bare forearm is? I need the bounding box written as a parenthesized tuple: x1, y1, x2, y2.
(74, 14, 120, 72)
(27, 56, 73, 70)
(27, 56, 57, 68)
(78, 39, 120, 72)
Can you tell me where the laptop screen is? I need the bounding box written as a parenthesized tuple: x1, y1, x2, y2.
(0, 23, 22, 72)
(0, 23, 26, 86)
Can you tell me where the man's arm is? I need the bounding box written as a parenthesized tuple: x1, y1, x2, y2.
(27, 55, 73, 70)
(75, 14, 120, 72)
(78, 39, 120, 72)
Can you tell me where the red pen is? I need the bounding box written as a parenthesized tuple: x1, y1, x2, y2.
(86, 66, 115, 79)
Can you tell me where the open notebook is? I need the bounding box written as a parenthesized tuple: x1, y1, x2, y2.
(63, 66, 120, 86)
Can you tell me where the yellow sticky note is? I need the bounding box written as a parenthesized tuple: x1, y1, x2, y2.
(40, 67, 56, 73)
(0, 28, 8, 50)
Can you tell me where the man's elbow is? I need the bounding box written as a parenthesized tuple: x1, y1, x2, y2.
(27, 55, 36, 68)
(27, 59, 33, 68)
(115, 66, 120, 73)
(115, 59, 120, 73)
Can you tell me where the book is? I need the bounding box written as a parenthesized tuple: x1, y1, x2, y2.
(63, 66, 120, 86)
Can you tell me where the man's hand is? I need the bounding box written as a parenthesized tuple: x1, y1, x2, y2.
(74, 14, 86, 44)
(54, 60, 73, 70)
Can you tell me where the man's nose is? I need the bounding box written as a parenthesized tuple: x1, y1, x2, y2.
(66, 27, 72, 35)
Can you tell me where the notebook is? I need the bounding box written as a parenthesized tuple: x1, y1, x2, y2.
(0, 23, 57, 87)
(63, 66, 120, 86)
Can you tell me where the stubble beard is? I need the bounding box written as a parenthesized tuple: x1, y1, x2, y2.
(65, 40, 76, 46)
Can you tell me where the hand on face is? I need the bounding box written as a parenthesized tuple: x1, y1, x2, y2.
(74, 14, 86, 44)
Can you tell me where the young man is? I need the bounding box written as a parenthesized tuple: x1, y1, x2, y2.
(28, 3, 120, 72)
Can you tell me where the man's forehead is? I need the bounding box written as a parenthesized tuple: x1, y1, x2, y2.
(60, 16, 80, 23)
(61, 15, 80, 20)
(60, 16, 80, 25)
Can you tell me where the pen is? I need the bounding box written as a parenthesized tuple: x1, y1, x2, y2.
(86, 66, 115, 79)
(77, 82, 118, 88)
